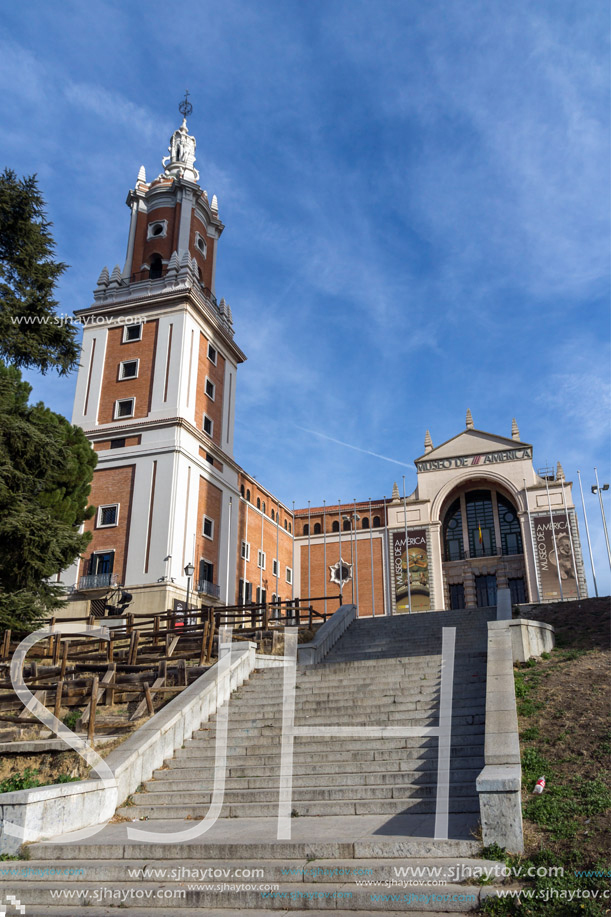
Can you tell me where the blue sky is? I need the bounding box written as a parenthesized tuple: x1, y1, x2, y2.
(1, 0, 609, 592)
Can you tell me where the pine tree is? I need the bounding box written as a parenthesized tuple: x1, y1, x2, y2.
(0, 364, 97, 631)
(0, 168, 79, 375)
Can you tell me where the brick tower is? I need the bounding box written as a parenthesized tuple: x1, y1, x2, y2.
(63, 102, 247, 616)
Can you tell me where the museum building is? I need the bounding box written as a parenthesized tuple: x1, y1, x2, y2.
(60, 112, 587, 618)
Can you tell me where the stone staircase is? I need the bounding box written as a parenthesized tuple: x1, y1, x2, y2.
(2, 607, 514, 914)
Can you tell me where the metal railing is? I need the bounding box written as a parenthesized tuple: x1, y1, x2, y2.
(78, 573, 119, 591)
(197, 579, 221, 599)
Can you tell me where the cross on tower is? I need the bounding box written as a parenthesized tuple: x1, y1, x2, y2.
(179, 90, 193, 119)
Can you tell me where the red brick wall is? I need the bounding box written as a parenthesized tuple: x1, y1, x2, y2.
(190, 217, 215, 289)
(194, 476, 223, 590)
(299, 535, 386, 618)
(80, 464, 136, 584)
(97, 321, 159, 424)
(132, 204, 180, 275)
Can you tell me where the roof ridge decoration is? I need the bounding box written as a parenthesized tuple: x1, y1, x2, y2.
(466, 408, 474, 430)
(512, 417, 520, 441)
(424, 429, 433, 453)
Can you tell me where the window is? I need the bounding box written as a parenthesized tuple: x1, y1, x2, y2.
(207, 343, 217, 364)
(466, 490, 497, 558)
(246, 489, 251, 502)
(202, 516, 214, 539)
(110, 438, 126, 450)
(288, 522, 292, 534)
(286, 566, 292, 584)
(343, 519, 350, 531)
(303, 524, 309, 536)
(271, 509, 275, 521)
(238, 579, 252, 605)
(332, 521, 339, 532)
(284, 519, 288, 530)
(508, 577, 526, 604)
(203, 414, 213, 436)
(475, 574, 497, 608)
(205, 452, 214, 465)
(114, 398, 135, 419)
(199, 559, 214, 585)
(240, 484, 245, 497)
(256, 497, 261, 510)
(443, 497, 464, 561)
(97, 504, 119, 527)
(257, 550, 266, 569)
(362, 517, 369, 529)
(147, 220, 167, 239)
(195, 232, 208, 257)
(272, 559, 279, 577)
(262, 501, 266, 513)
(314, 522, 321, 534)
(449, 583, 465, 610)
(119, 359, 139, 380)
(205, 378, 215, 400)
(149, 254, 163, 279)
(241, 541, 250, 561)
(123, 323, 142, 342)
(373, 516, 381, 528)
(498, 495, 523, 556)
(89, 551, 114, 575)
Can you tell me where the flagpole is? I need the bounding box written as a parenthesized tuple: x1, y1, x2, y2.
(383, 495, 392, 616)
(307, 500, 311, 603)
(338, 498, 343, 605)
(275, 500, 280, 606)
(594, 467, 611, 569)
(369, 497, 375, 617)
(523, 477, 540, 603)
(353, 498, 359, 616)
(544, 474, 564, 601)
(577, 470, 598, 596)
(291, 500, 295, 604)
(243, 497, 249, 606)
(560, 477, 580, 599)
(323, 500, 327, 618)
(402, 476, 412, 614)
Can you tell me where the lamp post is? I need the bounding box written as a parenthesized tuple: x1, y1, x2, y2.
(591, 469, 611, 569)
(184, 562, 195, 612)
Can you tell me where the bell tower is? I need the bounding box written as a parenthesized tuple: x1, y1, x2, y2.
(65, 97, 246, 616)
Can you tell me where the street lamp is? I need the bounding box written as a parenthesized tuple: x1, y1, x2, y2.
(184, 562, 195, 611)
(591, 469, 611, 569)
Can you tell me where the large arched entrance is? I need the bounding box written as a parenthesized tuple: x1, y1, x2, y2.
(439, 481, 528, 608)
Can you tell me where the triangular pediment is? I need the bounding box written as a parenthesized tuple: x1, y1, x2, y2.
(415, 429, 531, 463)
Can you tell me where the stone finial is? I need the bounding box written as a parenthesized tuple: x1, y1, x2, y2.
(107, 265, 122, 289)
(165, 251, 179, 281)
(556, 461, 565, 482)
(424, 430, 433, 453)
(211, 194, 219, 213)
(512, 418, 520, 441)
(137, 165, 146, 183)
(391, 481, 400, 502)
(94, 266, 110, 300)
(466, 409, 474, 430)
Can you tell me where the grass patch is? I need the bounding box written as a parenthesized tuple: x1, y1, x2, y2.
(0, 768, 80, 794)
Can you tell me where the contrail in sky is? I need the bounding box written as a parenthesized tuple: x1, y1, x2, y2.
(296, 426, 414, 469)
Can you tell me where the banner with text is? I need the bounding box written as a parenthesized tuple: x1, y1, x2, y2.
(392, 529, 430, 613)
(533, 513, 578, 600)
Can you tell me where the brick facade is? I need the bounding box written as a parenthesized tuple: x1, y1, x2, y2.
(97, 321, 159, 424)
(80, 464, 136, 585)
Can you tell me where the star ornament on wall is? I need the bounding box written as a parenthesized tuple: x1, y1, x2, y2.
(329, 560, 352, 587)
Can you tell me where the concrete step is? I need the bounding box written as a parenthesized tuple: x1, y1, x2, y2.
(157, 752, 485, 776)
(166, 745, 484, 767)
(190, 715, 486, 737)
(117, 796, 481, 818)
(130, 782, 477, 805)
(148, 767, 483, 790)
(0, 880, 491, 911)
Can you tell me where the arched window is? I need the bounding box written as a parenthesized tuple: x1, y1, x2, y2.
(246, 489, 251, 503)
(466, 490, 496, 557)
(373, 516, 381, 528)
(332, 521, 339, 532)
(271, 509, 275, 521)
(240, 484, 244, 497)
(314, 522, 321, 534)
(288, 522, 292, 533)
(362, 517, 369, 529)
(284, 519, 288, 530)
(343, 519, 350, 531)
(443, 497, 464, 561)
(149, 254, 163, 279)
(262, 501, 266, 513)
(303, 524, 309, 536)
(257, 497, 261, 510)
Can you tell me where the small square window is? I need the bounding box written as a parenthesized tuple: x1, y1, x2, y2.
(119, 360, 139, 380)
(98, 504, 119, 527)
(115, 398, 135, 418)
(203, 516, 214, 539)
(205, 378, 215, 400)
(109, 438, 126, 449)
(203, 414, 213, 436)
(257, 550, 266, 570)
(286, 567, 293, 584)
(205, 452, 214, 465)
(272, 559, 279, 577)
(241, 541, 250, 561)
(207, 344, 217, 365)
(123, 324, 142, 342)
